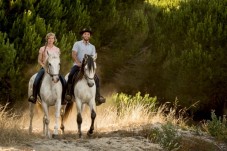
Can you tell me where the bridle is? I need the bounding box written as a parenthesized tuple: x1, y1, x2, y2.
(47, 69, 59, 77)
(84, 72, 94, 80)
(82, 56, 95, 81)
(46, 59, 60, 77)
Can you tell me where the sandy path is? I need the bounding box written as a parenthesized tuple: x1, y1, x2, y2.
(0, 130, 162, 151)
(1, 103, 226, 151)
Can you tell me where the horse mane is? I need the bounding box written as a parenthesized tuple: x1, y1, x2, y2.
(77, 55, 95, 81)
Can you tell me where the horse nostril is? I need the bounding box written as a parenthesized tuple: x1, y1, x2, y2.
(52, 77, 59, 83)
(87, 82, 94, 87)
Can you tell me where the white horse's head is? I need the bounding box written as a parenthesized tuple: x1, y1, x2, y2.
(82, 54, 97, 87)
(45, 51, 61, 83)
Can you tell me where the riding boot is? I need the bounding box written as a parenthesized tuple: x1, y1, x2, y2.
(28, 85, 38, 104)
(65, 83, 72, 102)
(95, 87, 106, 106)
(28, 95, 37, 104)
(28, 68, 44, 104)
(59, 75, 67, 105)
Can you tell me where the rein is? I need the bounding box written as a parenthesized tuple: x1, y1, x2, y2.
(84, 74, 94, 80)
(45, 56, 60, 77)
(76, 55, 95, 82)
(47, 70, 59, 77)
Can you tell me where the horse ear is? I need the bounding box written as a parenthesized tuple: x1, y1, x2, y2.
(84, 54, 88, 59)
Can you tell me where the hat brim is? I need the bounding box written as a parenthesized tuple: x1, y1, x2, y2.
(80, 30, 92, 35)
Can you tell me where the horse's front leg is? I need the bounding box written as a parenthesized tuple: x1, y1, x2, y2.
(87, 102, 96, 136)
(42, 103, 50, 138)
(29, 102, 35, 134)
(43, 115, 49, 137)
(60, 105, 66, 134)
(77, 112, 82, 138)
(76, 100, 83, 138)
(53, 99, 61, 137)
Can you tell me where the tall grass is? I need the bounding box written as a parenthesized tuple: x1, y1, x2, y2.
(0, 93, 226, 150)
(0, 104, 28, 146)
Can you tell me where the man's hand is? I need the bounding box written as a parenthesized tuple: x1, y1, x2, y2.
(77, 62, 82, 67)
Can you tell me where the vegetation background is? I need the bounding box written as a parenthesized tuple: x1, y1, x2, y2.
(0, 0, 226, 120)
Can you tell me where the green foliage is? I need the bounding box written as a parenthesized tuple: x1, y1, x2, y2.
(63, 0, 90, 33)
(0, 0, 91, 104)
(0, 32, 18, 103)
(113, 0, 227, 116)
(99, 2, 149, 83)
(113, 92, 157, 116)
(0, 0, 226, 117)
(205, 111, 227, 141)
(149, 122, 182, 151)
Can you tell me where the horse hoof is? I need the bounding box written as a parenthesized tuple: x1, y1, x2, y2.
(28, 128, 32, 135)
(78, 134, 82, 139)
(87, 131, 93, 137)
(52, 134, 59, 139)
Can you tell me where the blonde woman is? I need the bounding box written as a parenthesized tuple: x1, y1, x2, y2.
(28, 33, 66, 104)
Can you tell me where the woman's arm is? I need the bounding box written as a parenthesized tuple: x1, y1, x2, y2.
(38, 51, 45, 67)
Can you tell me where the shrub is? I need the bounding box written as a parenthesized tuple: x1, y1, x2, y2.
(113, 92, 157, 116)
(149, 122, 182, 151)
(203, 110, 227, 142)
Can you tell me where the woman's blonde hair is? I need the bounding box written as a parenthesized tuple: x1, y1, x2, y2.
(45, 32, 57, 42)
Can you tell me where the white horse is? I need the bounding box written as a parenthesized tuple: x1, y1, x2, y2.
(28, 51, 62, 138)
(61, 54, 97, 138)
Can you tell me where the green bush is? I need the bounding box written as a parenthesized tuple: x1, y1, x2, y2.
(149, 122, 182, 151)
(205, 110, 227, 141)
(113, 92, 157, 115)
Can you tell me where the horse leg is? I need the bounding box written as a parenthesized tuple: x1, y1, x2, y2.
(43, 116, 50, 138)
(77, 113, 82, 138)
(42, 103, 50, 138)
(29, 102, 35, 134)
(75, 99, 83, 138)
(60, 105, 66, 134)
(87, 108, 96, 136)
(53, 100, 61, 137)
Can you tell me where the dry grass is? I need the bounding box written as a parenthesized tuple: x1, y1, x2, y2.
(0, 95, 225, 150)
(0, 104, 29, 146)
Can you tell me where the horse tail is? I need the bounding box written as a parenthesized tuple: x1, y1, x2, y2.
(63, 102, 74, 120)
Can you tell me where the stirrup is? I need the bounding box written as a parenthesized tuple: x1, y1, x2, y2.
(65, 94, 72, 102)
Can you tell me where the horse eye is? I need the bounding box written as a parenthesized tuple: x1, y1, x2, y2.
(49, 63, 51, 66)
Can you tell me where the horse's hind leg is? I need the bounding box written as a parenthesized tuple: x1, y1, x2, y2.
(87, 109, 96, 136)
(29, 102, 35, 134)
(77, 113, 82, 138)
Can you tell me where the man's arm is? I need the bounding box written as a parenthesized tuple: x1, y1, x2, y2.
(72, 51, 81, 67)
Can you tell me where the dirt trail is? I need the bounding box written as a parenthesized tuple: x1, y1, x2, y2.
(1, 103, 227, 151)
(1, 130, 162, 151)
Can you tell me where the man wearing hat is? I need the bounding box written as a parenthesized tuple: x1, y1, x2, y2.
(65, 27, 106, 105)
